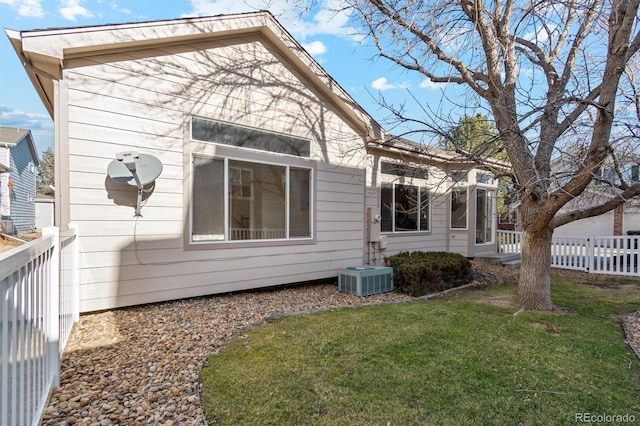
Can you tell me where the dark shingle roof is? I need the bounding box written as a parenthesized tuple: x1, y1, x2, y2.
(0, 126, 30, 145)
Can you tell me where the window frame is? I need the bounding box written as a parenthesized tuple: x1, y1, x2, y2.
(191, 116, 312, 158)
(476, 172, 494, 184)
(450, 186, 469, 230)
(187, 146, 316, 250)
(380, 181, 431, 234)
(474, 186, 496, 245)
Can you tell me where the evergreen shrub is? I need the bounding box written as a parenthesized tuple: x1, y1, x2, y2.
(384, 251, 473, 296)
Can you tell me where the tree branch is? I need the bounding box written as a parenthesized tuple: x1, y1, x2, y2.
(551, 182, 640, 228)
(368, 0, 490, 96)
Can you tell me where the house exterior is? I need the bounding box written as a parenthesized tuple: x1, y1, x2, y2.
(551, 154, 640, 237)
(7, 11, 503, 312)
(0, 126, 40, 234)
(553, 198, 640, 237)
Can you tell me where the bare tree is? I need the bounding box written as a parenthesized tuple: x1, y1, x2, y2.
(345, 0, 640, 310)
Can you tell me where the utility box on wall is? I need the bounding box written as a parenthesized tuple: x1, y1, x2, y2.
(338, 266, 394, 296)
(367, 206, 381, 242)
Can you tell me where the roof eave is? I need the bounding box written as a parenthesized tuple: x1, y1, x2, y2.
(367, 139, 512, 172)
(5, 29, 56, 117)
(24, 131, 40, 166)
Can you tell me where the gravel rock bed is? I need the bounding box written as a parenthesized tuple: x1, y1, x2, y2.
(42, 270, 640, 425)
(623, 311, 640, 361)
(43, 283, 412, 425)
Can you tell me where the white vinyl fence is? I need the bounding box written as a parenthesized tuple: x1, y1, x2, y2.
(498, 230, 639, 277)
(1, 225, 79, 426)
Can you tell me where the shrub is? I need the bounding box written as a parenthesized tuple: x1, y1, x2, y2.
(384, 251, 473, 296)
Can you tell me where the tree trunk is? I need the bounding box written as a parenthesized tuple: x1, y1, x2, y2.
(515, 226, 554, 311)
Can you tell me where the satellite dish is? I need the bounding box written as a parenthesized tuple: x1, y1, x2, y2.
(108, 151, 163, 217)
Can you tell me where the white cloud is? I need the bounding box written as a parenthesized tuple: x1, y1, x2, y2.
(181, 0, 271, 17)
(110, 2, 132, 15)
(302, 40, 327, 56)
(0, 0, 45, 17)
(59, 0, 94, 21)
(0, 105, 54, 152)
(288, 1, 355, 40)
(0, 105, 52, 131)
(181, 0, 355, 40)
(371, 77, 396, 91)
(419, 79, 440, 89)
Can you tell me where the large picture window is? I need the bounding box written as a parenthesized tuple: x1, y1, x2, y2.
(381, 183, 430, 232)
(192, 156, 311, 242)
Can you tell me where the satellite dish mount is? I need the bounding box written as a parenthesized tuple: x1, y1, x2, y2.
(107, 151, 163, 217)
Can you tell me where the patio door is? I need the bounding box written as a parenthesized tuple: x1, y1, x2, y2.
(476, 188, 495, 244)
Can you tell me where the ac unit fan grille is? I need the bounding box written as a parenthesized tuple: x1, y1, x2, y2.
(338, 266, 393, 296)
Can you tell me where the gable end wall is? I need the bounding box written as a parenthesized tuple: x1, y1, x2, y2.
(62, 37, 371, 312)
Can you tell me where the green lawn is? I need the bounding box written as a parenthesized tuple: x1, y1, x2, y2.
(200, 275, 640, 425)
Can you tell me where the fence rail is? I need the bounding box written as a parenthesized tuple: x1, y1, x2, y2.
(497, 230, 639, 277)
(1, 225, 79, 426)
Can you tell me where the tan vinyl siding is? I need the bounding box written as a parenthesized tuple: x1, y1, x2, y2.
(448, 232, 469, 255)
(64, 36, 368, 312)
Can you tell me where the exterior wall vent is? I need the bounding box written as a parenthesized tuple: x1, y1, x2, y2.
(338, 266, 394, 296)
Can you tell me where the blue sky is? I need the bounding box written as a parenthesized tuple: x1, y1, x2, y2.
(0, 0, 450, 157)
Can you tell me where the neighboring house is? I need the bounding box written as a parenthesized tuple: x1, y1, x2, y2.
(0, 127, 39, 234)
(551, 153, 640, 237)
(7, 11, 504, 312)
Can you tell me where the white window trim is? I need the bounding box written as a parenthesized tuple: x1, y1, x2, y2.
(381, 182, 432, 234)
(450, 186, 469, 230)
(190, 116, 312, 159)
(189, 153, 314, 247)
(474, 187, 496, 246)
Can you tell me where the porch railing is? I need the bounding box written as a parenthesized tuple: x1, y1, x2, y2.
(497, 230, 639, 277)
(230, 228, 286, 240)
(1, 225, 79, 426)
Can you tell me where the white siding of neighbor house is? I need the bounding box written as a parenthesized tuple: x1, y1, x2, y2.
(63, 36, 370, 312)
(553, 211, 615, 237)
(623, 211, 640, 234)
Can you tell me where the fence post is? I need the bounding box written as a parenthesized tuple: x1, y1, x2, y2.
(68, 223, 80, 322)
(43, 226, 61, 388)
(587, 236, 594, 273)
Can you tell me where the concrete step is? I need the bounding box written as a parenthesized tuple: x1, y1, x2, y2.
(474, 252, 521, 266)
(501, 258, 522, 269)
(475, 253, 522, 269)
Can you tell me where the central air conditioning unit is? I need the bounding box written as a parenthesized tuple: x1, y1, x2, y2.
(338, 266, 394, 296)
